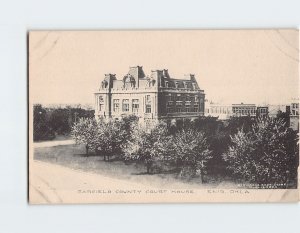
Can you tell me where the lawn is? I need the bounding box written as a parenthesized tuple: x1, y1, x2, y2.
(34, 143, 234, 189)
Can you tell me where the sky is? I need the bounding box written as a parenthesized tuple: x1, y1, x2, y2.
(29, 30, 299, 106)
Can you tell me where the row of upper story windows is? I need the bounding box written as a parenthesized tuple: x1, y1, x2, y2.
(168, 101, 200, 106)
(165, 93, 200, 102)
(97, 95, 152, 113)
(98, 94, 202, 104)
(167, 106, 199, 113)
(233, 108, 256, 115)
(112, 99, 151, 113)
(164, 81, 197, 90)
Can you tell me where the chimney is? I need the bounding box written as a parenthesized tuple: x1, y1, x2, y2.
(184, 74, 196, 81)
(151, 70, 163, 87)
(163, 69, 170, 78)
(103, 73, 116, 89)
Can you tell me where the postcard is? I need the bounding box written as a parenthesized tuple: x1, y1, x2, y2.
(28, 30, 299, 203)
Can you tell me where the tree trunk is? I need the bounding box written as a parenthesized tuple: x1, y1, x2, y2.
(146, 162, 152, 174)
(85, 145, 89, 156)
(199, 170, 204, 183)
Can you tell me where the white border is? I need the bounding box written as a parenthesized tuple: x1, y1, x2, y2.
(0, 0, 299, 232)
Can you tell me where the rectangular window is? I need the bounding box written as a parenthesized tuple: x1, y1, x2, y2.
(167, 108, 173, 113)
(166, 94, 171, 101)
(193, 105, 199, 112)
(98, 95, 104, 111)
(113, 99, 119, 112)
(146, 104, 151, 113)
(122, 99, 129, 112)
(146, 95, 151, 103)
(176, 101, 183, 106)
(132, 99, 139, 113)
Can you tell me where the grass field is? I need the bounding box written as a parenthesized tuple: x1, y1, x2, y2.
(34, 143, 235, 189)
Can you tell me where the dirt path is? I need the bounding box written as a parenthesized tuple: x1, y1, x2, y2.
(33, 139, 75, 148)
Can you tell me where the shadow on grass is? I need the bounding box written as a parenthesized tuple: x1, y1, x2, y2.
(73, 153, 105, 158)
(73, 153, 126, 164)
(132, 168, 178, 176)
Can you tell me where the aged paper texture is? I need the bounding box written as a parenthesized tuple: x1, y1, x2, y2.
(29, 30, 299, 203)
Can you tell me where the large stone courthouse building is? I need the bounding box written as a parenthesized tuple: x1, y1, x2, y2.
(94, 66, 205, 127)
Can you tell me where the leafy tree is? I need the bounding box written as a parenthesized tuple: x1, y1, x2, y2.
(119, 115, 140, 145)
(225, 116, 254, 135)
(276, 110, 290, 127)
(71, 118, 98, 155)
(123, 122, 172, 174)
(48, 108, 71, 135)
(171, 129, 212, 181)
(33, 104, 94, 141)
(93, 119, 127, 161)
(33, 104, 55, 141)
(222, 117, 299, 187)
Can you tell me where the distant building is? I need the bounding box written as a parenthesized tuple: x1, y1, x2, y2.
(290, 102, 299, 116)
(205, 102, 232, 120)
(268, 105, 287, 118)
(94, 66, 205, 127)
(256, 106, 268, 118)
(289, 100, 299, 131)
(232, 103, 256, 117)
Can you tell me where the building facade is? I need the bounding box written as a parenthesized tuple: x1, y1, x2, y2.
(205, 102, 261, 119)
(205, 101, 232, 120)
(256, 106, 269, 118)
(290, 100, 299, 131)
(232, 103, 257, 117)
(94, 66, 205, 126)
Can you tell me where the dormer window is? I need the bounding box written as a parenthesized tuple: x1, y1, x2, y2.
(175, 82, 179, 88)
(192, 83, 196, 90)
(101, 80, 108, 89)
(183, 82, 188, 89)
(123, 74, 136, 88)
(165, 81, 169, 88)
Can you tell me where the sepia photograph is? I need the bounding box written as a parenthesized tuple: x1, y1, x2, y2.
(28, 30, 299, 203)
